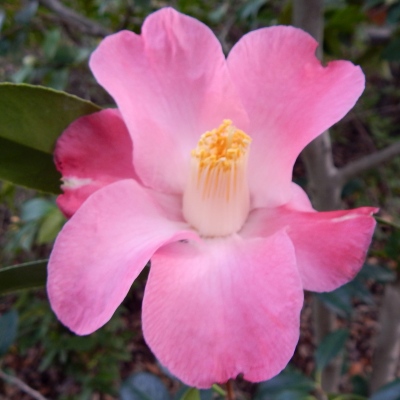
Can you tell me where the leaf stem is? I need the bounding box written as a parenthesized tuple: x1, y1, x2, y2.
(211, 384, 227, 396)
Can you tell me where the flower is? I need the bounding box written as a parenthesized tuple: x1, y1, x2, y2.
(48, 8, 377, 388)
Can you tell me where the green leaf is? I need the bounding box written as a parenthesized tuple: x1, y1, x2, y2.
(37, 207, 65, 244)
(43, 29, 61, 60)
(382, 38, 400, 62)
(351, 375, 369, 397)
(14, 1, 38, 25)
(315, 329, 348, 371)
(180, 388, 201, 400)
(120, 372, 170, 400)
(0, 83, 100, 193)
(0, 310, 18, 356)
(21, 198, 54, 222)
(174, 387, 213, 400)
(0, 260, 47, 295)
(370, 379, 400, 400)
(239, 0, 268, 20)
(255, 368, 315, 399)
(0, 136, 62, 193)
(358, 263, 396, 283)
(316, 288, 352, 318)
(388, 3, 400, 23)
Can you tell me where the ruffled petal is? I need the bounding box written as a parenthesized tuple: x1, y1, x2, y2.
(90, 8, 248, 195)
(228, 26, 365, 208)
(142, 231, 303, 388)
(48, 179, 197, 335)
(55, 109, 136, 218)
(242, 205, 377, 292)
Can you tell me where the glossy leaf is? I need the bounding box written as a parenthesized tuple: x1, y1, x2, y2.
(0, 310, 18, 356)
(0, 83, 100, 193)
(120, 372, 170, 400)
(0, 260, 47, 295)
(315, 329, 348, 371)
(0, 136, 62, 194)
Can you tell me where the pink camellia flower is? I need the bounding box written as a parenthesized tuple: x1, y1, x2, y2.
(48, 8, 377, 388)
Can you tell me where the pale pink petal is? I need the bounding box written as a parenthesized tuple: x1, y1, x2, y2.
(142, 231, 303, 388)
(89, 8, 248, 194)
(48, 179, 197, 335)
(55, 109, 136, 218)
(288, 183, 314, 212)
(242, 206, 377, 292)
(228, 26, 365, 208)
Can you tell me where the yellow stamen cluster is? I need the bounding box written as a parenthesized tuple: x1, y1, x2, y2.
(191, 120, 251, 203)
(193, 119, 251, 174)
(183, 120, 252, 237)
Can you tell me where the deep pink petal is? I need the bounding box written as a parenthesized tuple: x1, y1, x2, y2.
(55, 109, 136, 217)
(89, 8, 248, 194)
(48, 180, 197, 335)
(242, 205, 377, 292)
(142, 231, 303, 388)
(228, 26, 365, 207)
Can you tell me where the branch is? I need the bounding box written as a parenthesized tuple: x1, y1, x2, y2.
(38, 0, 110, 37)
(370, 281, 400, 393)
(293, 0, 343, 393)
(338, 141, 400, 184)
(0, 369, 49, 400)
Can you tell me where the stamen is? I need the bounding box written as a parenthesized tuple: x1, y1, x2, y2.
(183, 120, 251, 237)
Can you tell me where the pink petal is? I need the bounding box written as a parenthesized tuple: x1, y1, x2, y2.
(89, 8, 248, 195)
(288, 183, 314, 212)
(242, 205, 377, 292)
(142, 231, 303, 388)
(228, 26, 365, 208)
(55, 109, 136, 218)
(48, 179, 197, 335)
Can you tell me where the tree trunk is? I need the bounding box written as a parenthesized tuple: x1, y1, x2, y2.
(292, 0, 343, 392)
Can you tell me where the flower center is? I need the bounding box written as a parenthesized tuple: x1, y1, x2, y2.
(183, 119, 252, 237)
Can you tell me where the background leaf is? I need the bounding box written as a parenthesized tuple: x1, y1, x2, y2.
(174, 386, 213, 400)
(120, 372, 170, 400)
(315, 329, 348, 371)
(0, 310, 18, 356)
(370, 379, 400, 400)
(254, 368, 315, 399)
(0, 83, 100, 193)
(0, 260, 47, 295)
(180, 388, 201, 400)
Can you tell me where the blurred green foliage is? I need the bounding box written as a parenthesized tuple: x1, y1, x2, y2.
(12, 292, 133, 399)
(1, 0, 400, 399)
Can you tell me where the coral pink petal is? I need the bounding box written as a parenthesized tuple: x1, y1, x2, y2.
(242, 206, 377, 292)
(55, 109, 136, 218)
(47, 180, 197, 335)
(142, 231, 303, 388)
(89, 8, 248, 194)
(228, 26, 365, 207)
